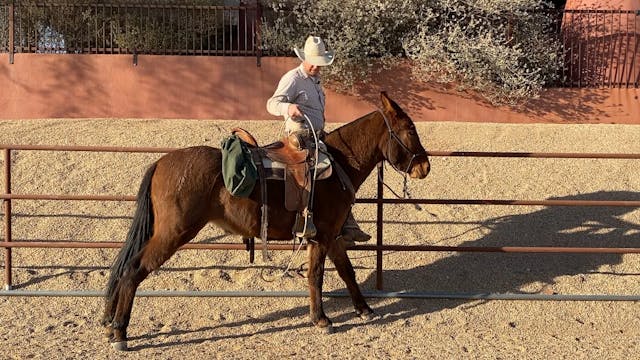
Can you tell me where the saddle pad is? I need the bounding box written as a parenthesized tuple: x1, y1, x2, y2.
(262, 148, 332, 181)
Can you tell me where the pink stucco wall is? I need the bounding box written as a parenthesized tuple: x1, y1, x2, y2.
(0, 54, 638, 124)
(565, 0, 640, 9)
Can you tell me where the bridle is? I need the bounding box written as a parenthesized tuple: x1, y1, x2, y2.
(378, 108, 427, 174)
(377, 108, 428, 207)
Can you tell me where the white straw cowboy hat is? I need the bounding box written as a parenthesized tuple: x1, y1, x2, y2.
(294, 36, 335, 66)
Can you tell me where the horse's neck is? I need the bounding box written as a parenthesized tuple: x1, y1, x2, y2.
(325, 113, 385, 190)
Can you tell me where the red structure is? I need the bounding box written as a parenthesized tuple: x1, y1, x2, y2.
(562, 0, 640, 87)
(565, 0, 640, 9)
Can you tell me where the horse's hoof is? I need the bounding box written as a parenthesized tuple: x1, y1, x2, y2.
(362, 312, 381, 322)
(322, 324, 334, 334)
(357, 310, 379, 322)
(103, 326, 114, 339)
(111, 341, 128, 352)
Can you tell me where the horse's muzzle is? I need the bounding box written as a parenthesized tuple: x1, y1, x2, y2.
(409, 159, 430, 179)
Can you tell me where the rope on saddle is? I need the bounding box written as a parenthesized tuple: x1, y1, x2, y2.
(250, 149, 270, 262)
(301, 114, 320, 212)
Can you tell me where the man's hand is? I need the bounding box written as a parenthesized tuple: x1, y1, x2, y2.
(287, 104, 303, 119)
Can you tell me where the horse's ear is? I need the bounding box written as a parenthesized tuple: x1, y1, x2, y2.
(380, 91, 397, 116)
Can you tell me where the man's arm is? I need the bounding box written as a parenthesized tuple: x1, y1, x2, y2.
(266, 73, 298, 117)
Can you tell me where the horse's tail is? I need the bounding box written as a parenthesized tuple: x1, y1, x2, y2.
(105, 162, 157, 300)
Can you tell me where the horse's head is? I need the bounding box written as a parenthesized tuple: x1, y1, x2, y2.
(378, 92, 430, 179)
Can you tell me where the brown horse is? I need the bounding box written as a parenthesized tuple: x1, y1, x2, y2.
(102, 92, 430, 351)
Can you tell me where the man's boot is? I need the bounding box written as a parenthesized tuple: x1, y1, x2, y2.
(293, 209, 317, 239)
(339, 210, 371, 246)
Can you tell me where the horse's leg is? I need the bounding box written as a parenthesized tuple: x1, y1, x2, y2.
(109, 227, 201, 351)
(109, 250, 152, 350)
(102, 283, 120, 335)
(306, 241, 333, 333)
(327, 242, 376, 320)
(103, 269, 138, 333)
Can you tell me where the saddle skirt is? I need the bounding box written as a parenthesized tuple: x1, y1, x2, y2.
(262, 139, 332, 212)
(262, 145, 332, 181)
(231, 127, 332, 212)
(231, 127, 332, 181)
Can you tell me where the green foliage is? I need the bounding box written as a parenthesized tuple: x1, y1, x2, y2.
(262, 0, 426, 91)
(0, 6, 7, 51)
(1, 0, 564, 105)
(1, 0, 230, 53)
(97, 0, 228, 52)
(15, 2, 98, 52)
(262, 0, 563, 105)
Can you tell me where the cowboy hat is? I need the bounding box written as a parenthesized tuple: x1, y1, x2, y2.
(294, 36, 335, 66)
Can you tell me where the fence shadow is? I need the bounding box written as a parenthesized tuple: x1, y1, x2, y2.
(347, 190, 640, 326)
(520, 88, 612, 122)
(348, 64, 616, 124)
(123, 190, 640, 348)
(214, 190, 640, 333)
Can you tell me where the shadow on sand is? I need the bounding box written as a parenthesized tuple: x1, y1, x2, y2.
(131, 190, 640, 350)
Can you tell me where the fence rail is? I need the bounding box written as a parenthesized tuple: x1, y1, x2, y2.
(2, 144, 640, 295)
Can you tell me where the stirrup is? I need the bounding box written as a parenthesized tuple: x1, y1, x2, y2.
(293, 209, 317, 239)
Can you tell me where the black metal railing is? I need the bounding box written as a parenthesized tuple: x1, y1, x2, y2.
(0, 4, 637, 88)
(560, 10, 639, 88)
(0, 2, 261, 56)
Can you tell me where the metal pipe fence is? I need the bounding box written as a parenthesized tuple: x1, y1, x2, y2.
(2, 144, 640, 296)
(3, 289, 640, 302)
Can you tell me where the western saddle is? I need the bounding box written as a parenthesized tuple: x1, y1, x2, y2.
(231, 127, 328, 242)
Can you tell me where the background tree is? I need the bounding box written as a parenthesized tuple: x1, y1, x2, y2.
(2, 0, 564, 105)
(261, 0, 564, 105)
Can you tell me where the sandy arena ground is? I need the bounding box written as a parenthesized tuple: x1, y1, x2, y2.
(1, 117, 640, 359)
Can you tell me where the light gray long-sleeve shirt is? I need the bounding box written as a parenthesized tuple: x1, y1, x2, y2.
(266, 64, 326, 135)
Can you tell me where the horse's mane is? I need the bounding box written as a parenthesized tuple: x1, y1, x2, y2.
(323, 110, 382, 155)
(322, 110, 387, 190)
(325, 111, 378, 139)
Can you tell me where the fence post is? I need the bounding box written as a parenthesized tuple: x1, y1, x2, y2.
(255, 1, 262, 67)
(3, 149, 12, 290)
(376, 163, 384, 290)
(8, 0, 14, 64)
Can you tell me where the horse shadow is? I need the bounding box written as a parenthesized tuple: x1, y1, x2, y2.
(343, 190, 640, 328)
(133, 190, 640, 348)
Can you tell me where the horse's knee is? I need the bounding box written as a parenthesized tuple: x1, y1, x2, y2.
(120, 259, 151, 289)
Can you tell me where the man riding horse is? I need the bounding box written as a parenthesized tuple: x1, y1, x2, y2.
(266, 35, 371, 245)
